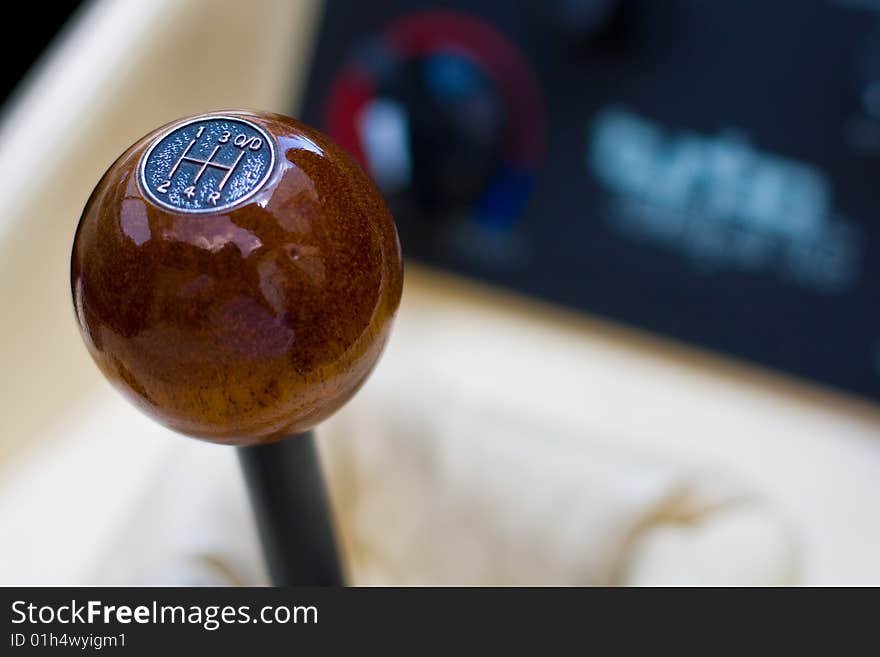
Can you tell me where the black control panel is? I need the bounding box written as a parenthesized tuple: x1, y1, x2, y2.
(299, 0, 880, 402)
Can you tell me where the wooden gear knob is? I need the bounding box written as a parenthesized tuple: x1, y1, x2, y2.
(71, 110, 403, 445)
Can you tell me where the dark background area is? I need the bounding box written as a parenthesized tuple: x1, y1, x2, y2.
(1, 3, 83, 110)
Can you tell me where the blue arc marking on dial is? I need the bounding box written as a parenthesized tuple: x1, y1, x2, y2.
(139, 116, 276, 214)
(476, 166, 534, 231)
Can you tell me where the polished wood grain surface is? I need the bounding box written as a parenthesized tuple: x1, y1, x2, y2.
(71, 110, 402, 444)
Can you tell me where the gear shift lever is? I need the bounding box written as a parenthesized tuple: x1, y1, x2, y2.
(70, 111, 403, 585)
